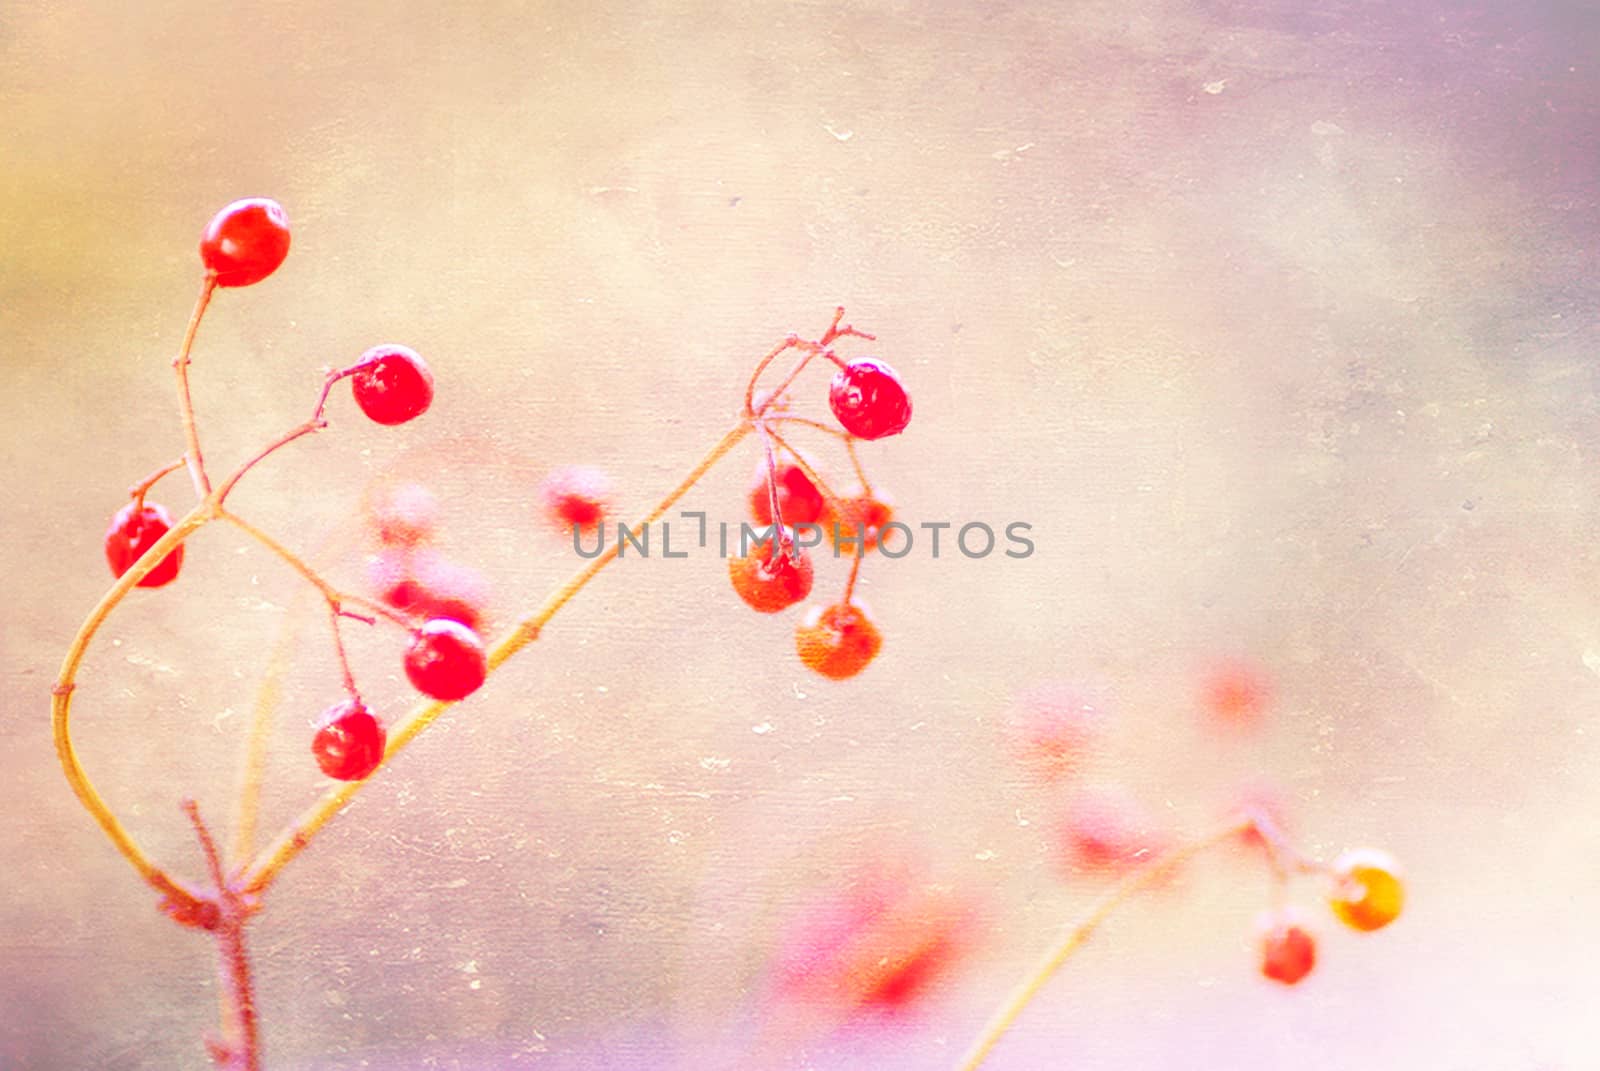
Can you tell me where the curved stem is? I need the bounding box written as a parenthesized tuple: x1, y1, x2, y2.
(175, 276, 218, 498)
(744, 337, 802, 417)
(52, 503, 215, 911)
(237, 420, 755, 895)
(954, 819, 1251, 1071)
(214, 369, 344, 507)
(130, 457, 189, 508)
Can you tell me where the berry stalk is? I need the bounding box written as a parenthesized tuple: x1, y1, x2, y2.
(954, 817, 1252, 1071)
(174, 276, 218, 497)
(52, 501, 215, 914)
(236, 420, 754, 895)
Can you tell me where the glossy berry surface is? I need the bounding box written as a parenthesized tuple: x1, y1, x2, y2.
(1258, 912, 1317, 985)
(749, 458, 825, 527)
(829, 358, 912, 440)
(350, 345, 434, 426)
(827, 493, 894, 552)
(404, 619, 488, 701)
(105, 501, 184, 587)
(311, 699, 385, 781)
(541, 465, 613, 535)
(199, 198, 291, 287)
(729, 531, 813, 613)
(795, 602, 882, 679)
(1328, 849, 1405, 932)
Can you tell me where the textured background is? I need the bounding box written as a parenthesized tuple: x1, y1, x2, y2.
(2, 1, 1597, 1068)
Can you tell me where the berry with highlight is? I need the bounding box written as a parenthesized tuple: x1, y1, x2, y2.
(1329, 849, 1405, 932)
(795, 602, 882, 679)
(829, 358, 912, 440)
(105, 502, 184, 588)
(404, 619, 488, 702)
(350, 345, 434, 426)
(311, 699, 386, 782)
(199, 197, 291, 287)
(729, 530, 813, 613)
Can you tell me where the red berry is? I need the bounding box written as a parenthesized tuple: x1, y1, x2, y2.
(1258, 911, 1317, 985)
(369, 549, 488, 631)
(350, 345, 434, 426)
(104, 501, 184, 587)
(828, 358, 911, 440)
(311, 699, 385, 781)
(826, 492, 894, 552)
(728, 530, 813, 613)
(199, 198, 291, 287)
(795, 602, 882, 679)
(365, 481, 439, 548)
(404, 619, 488, 701)
(749, 457, 825, 527)
(540, 465, 613, 535)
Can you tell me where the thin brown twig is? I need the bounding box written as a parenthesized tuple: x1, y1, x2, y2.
(174, 276, 218, 497)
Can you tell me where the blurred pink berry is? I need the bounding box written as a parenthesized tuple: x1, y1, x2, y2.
(365, 481, 439, 549)
(1004, 680, 1106, 780)
(769, 862, 978, 1017)
(369, 548, 489, 631)
(540, 465, 613, 536)
(1057, 786, 1171, 873)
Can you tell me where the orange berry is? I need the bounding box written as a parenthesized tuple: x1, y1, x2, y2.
(795, 602, 883, 679)
(1328, 849, 1405, 932)
(728, 530, 813, 613)
(825, 492, 894, 553)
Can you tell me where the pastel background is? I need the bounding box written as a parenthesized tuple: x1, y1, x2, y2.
(2, 1, 1595, 1068)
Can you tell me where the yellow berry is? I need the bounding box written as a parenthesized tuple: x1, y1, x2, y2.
(1329, 848, 1405, 932)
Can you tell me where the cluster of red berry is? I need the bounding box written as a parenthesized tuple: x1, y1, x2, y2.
(101, 199, 488, 785)
(63, 194, 940, 1068)
(530, 311, 913, 681)
(730, 319, 910, 679)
